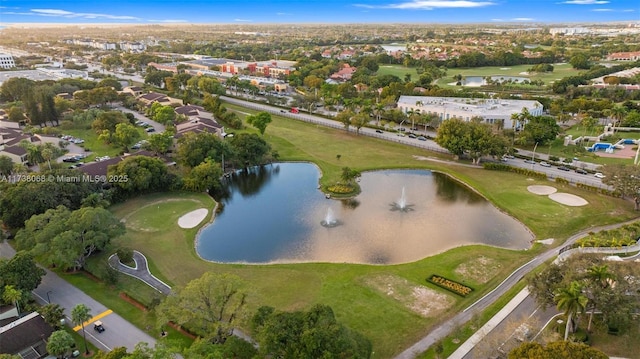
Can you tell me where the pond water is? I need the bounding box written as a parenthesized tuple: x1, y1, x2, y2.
(461, 76, 530, 87)
(196, 163, 533, 264)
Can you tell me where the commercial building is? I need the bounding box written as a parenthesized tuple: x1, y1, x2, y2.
(397, 96, 543, 130)
(0, 54, 15, 69)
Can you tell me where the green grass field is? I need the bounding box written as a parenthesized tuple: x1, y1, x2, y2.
(62, 127, 151, 161)
(87, 104, 640, 358)
(376, 63, 581, 90)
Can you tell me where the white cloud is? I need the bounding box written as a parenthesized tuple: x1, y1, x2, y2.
(276, 12, 293, 16)
(511, 17, 534, 21)
(234, 18, 252, 22)
(561, 0, 609, 4)
(622, 9, 635, 12)
(491, 18, 504, 22)
(591, 8, 613, 11)
(27, 8, 140, 20)
(354, 0, 495, 10)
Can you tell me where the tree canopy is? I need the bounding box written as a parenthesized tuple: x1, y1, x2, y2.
(246, 111, 272, 135)
(252, 304, 372, 359)
(15, 206, 125, 270)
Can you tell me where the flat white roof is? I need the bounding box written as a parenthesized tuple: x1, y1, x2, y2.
(398, 95, 541, 116)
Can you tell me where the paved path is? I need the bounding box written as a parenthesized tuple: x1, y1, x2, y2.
(394, 217, 640, 359)
(0, 240, 157, 352)
(108, 251, 172, 295)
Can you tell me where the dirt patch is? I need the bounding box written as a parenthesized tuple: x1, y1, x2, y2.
(454, 256, 502, 284)
(119, 292, 148, 312)
(527, 185, 557, 195)
(362, 274, 454, 318)
(168, 321, 197, 339)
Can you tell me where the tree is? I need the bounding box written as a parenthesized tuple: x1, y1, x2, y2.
(508, 340, 607, 359)
(40, 303, 66, 329)
(0, 155, 14, 176)
(341, 167, 361, 184)
(7, 106, 25, 123)
(435, 118, 469, 158)
(2, 285, 22, 315)
(93, 347, 128, 359)
(97, 78, 123, 91)
(336, 109, 355, 132)
(252, 304, 372, 359)
(46, 330, 75, 359)
(554, 281, 588, 341)
(350, 112, 369, 135)
(153, 105, 176, 125)
(16, 206, 125, 271)
(183, 158, 223, 193)
(569, 53, 591, 70)
(72, 304, 92, 355)
(176, 132, 230, 168)
(602, 164, 640, 209)
(183, 337, 257, 359)
(146, 131, 174, 155)
(0, 251, 45, 295)
(521, 115, 560, 145)
(107, 156, 175, 197)
(113, 123, 141, 150)
(229, 133, 271, 168)
(246, 111, 272, 135)
(157, 272, 247, 343)
(585, 264, 613, 331)
(92, 111, 127, 134)
(606, 104, 627, 132)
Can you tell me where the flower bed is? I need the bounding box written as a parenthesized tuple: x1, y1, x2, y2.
(427, 274, 473, 297)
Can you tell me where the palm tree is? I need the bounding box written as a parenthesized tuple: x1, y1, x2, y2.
(2, 285, 22, 316)
(554, 281, 588, 341)
(71, 304, 92, 355)
(585, 265, 614, 331)
(374, 102, 385, 127)
(607, 105, 628, 133)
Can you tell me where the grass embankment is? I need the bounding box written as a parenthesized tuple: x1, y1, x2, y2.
(86, 104, 637, 358)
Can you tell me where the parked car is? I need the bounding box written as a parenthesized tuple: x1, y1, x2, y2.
(524, 159, 536, 164)
(594, 172, 606, 179)
(397, 133, 406, 137)
(558, 166, 571, 171)
(145, 127, 156, 133)
(375, 129, 383, 133)
(539, 161, 551, 167)
(94, 321, 105, 333)
(503, 154, 515, 159)
(62, 157, 78, 163)
(408, 133, 417, 139)
(417, 136, 427, 141)
(575, 169, 588, 175)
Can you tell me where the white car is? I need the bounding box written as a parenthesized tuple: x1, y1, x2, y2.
(539, 161, 551, 167)
(594, 172, 606, 179)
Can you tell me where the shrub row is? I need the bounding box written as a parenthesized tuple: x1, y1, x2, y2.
(483, 163, 547, 179)
(575, 222, 640, 248)
(575, 182, 616, 197)
(427, 274, 473, 297)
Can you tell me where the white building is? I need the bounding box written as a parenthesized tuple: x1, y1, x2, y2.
(397, 96, 543, 130)
(120, 42, 147, 52)
(0, 54, 15, 69)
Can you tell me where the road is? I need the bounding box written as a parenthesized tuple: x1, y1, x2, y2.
(112, 105, 166, 133)
(0, 240, 157, 353)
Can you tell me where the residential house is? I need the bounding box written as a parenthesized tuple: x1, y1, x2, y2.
(329, 64, 357, 83)
(137, 92, 182, 108)
(0, 127, 39, 165)
(0, 311, 55, 358)
(606, 51, 640, 61)
(121, 86, 144, 97)
(175, 117, 224, 138)
(79, 150, 175, 177)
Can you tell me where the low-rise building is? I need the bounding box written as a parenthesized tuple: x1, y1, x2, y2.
(175, 118, 223, 138)
(606, 51, 640, 61)
(397, 96, 543, 130)
(0, 311, 54, 359)
(0, 54, 15, 69)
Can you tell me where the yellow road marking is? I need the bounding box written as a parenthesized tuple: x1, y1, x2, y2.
(73, 309, 113, 331)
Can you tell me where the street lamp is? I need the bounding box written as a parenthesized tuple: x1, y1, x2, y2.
(46, 291, 52, 304)
(531, 142, 539, 169)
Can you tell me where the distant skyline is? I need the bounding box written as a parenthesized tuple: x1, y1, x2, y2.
(0, 0, 639, 24)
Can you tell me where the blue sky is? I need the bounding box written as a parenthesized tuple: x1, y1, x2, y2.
(0, 0, 639, 24)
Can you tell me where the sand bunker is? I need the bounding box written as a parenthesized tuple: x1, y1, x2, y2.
(178, 208, 209, 228)
(548, 193, 588, 207)
(527, 185, 557, 195)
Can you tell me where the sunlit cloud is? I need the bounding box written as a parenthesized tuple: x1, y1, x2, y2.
(491, 18, 504, 21)
(20, 8, 141, 20)
(591, 8, 613, 11)
(234, 18, 252, 22)
(276, 12, 293, 16)
(511, 17, 534, 21)
(561, 0, 609, 4)
(622, 9, 635, 12)
(354, 0, 495, 10)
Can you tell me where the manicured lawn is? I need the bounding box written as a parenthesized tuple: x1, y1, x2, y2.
(377, 63, 581, 90)
(62, 127, 150, 161)
(92, 104, 638, 358)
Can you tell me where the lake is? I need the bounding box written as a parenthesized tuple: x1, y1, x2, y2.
(196, 163, 533, 264)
